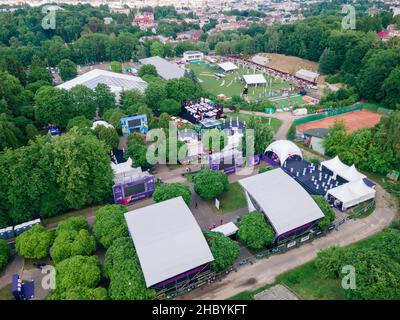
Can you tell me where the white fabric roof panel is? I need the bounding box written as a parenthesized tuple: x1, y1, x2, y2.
(124, 197, 214, 287)
(243, 74, 267, 85)
(218, 61, 238, 72)
(57, 69, 148, 93)
(211, 222, 238, 237)
(139, 56, 185, 80)
(327, 179, 375, 209)
(321, 156, 349, 174)
(265, 140, 303, 164)
(239, 168, 324, 236)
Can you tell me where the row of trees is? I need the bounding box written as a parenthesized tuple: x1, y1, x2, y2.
(324, 113, 400, 174)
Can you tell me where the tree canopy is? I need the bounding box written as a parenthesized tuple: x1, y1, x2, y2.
(194, 169, 229, 200)
(238, 211, 275, 250)
(0, 240, 10, 270)
(152, 183, 192, 206)
(312, 195, 336, 229)
(16, 224, 54, 259)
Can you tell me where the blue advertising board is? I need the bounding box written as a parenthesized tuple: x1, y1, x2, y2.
(121, 114, 148, 136)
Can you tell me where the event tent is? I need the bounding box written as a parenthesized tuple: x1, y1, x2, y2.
(239, 168, 324, 236)
(243, 74, 267, 85)
(139, 56, 185, 80)
(338, 164, 366, 182)
(265, 140, 303, 165)
(211, 222, 238, 237)
(218, 61, 238, 72)
(124, 197, 214, 287)
(295, 69, 319, 83)
(327, 179, 375, 210)
(57, 69, 148, 93)
(321, 156, 366, 182)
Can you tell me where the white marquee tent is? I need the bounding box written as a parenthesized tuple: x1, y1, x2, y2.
(218, 61, 238, 72)
(327, 179, 376, 210)
(321, 156, 366, 182)
(243, 74, 267, 85)
(265, 140, 303, 165)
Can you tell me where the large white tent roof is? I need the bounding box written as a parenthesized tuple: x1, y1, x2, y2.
(139, 56, 185, 80)
(265, 140, 303, 165)
(243, 74, 267, 85)
(327, 179, 375, 210)
(57, 69, 148, 93)
(124, 197, 214, 287)
(239, 168, 324, 236)
(218, 61, 238, 72)
(322, 156, 366, 182)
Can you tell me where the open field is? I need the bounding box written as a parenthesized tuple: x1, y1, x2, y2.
(189, 62, 293, 101)
(296, 109, 382, 133)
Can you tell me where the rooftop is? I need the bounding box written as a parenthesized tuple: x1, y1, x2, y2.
(139, 56, 185, 80)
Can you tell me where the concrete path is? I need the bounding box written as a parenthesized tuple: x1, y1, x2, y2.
(0, 255, 24, 289)
(179, 184, 398, 300)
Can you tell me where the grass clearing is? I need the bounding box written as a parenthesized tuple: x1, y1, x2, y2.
(189, 63, 292, 101)
(207, 182, 247, 214)
(0, 284, 13, 300)
(226, 112, 282, 133)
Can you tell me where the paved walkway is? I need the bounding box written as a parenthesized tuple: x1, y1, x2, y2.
(0, 256, 23, 289)
(178, 183, 398, 300)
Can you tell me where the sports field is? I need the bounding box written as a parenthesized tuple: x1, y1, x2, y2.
(297, 110, 382, 133)
(270, 95, 319, 109)
(188, 62, 294, 101)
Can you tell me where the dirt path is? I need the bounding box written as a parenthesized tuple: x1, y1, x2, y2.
(179, 184, 398, 300)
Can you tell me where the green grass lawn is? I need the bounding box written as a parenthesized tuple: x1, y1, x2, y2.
(207, 182, 247, 214)
(226, 112, 282, 133)
(189, 63, 292, 101)
(270, 95, 305, 109)
(0, 284, 13, 300)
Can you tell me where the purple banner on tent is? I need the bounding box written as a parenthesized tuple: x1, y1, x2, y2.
(262, 154, 280, 167)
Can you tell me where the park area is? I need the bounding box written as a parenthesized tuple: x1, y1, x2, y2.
(269, 95, 319, 110)
(188, 62, 293, 101)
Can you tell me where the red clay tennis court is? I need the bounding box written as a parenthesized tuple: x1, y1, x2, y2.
(297, 110, 382, 133)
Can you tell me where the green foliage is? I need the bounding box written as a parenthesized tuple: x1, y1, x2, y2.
(51, 228, 96, 264)
(138, 64, 157, 78)
(120, 89, 145, 112)
(104, 237, 155, 300)
(93, 205, 128, 249)
(0, 113, 23, 151)
(238, 211, 275, 250)
(258, 166, 272, 174)
(57, 59, 77, 81)
(25, 123, 39, 141)
(103, 108, 126, 132)
(126, 132, 145, 148)
(159, 98, 181, 115)
(312, 195, 335, 229)
(56, 216, 89, 236)
(124, 144, 152, 170)
(47, 286, 107, 300)
(203, 230, 240, 272)
(95, 83, 116, 116)
(15, 224, 54, 259)
(194, 169, 229, 200)
(165, 78, 199, 102)
(246, 115, 274, 155)
(69, 85, 97, 120)
(93, 125, 119, 150)
(66, 116, 92, 132)
(110, 61, 122, 73)
(153, 183, 192, 206)
(0, 240, 10, 270)
(55, 255, 101, 291)
(145, 81, 167, 111)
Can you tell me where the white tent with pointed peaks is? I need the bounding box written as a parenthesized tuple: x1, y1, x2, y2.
(265, 140, 303, 165)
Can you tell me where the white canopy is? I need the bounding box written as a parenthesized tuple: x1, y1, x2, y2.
(218, 61, 238, 72)
(111, 158, 150, 184)
(124, 197, 214, 287)
(338, 164, 366, 182)
(321, 156, 349, 174)
(265, 140, 303, 165)
(211, 222, 238, 237)
(327, 179, 375, 210)
(91, 120, 114, 130)
(243, 74, 267, 85)
(239, 168, 324, 236)
(322, 156, 366, 182)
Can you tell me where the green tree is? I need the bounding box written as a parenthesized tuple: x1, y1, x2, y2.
(93, 125, 119, 151)
(47, 286, 107, 300)
(93, 205, 128, 249)
(56, 216, 89, 236)
(203, 230, 240, 272)
(138, 64, 158, 78)
(246, 116, 274, 155)
(124, 144, 152, 170)
(103, 108, 126, 133)
(238, 211, 275, 250)
(104, 237, 155, 300)
(55, 255, 101, 291)
(35, 86, 74, 128)
(324, 120, 348, 157)
(51, 229, 96, 264)
(15, 224, 54, 259)
(150, 41, 165, 57)
(165, 78, 198, 102)
(312, 195, 336, 229)
(0, 113, 22, 151)
(69, 85, 97, 120)
(95, 83, 116, 116)
(194, 169, 229, 200)
(153, 183, 192, 205)
(120, 89, 145, 111)
(57, 59, 77, 81)
(159, 98, 181, 115)
(0, 240, 10, 270)
(145, 81, 167, 111)
(126, 132, 145, 148)
(110, 61, 122, 73)
(382, 66, 400, 109)
(25, 123, 39, 141)
(66, 116, 92, 132)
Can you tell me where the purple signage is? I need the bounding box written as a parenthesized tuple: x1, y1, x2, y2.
(113, 176, 155, 205)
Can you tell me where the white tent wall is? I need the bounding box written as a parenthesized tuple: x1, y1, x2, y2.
(327, 180, 376, 210)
